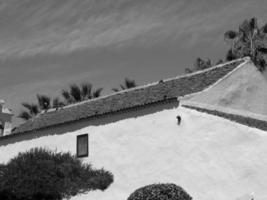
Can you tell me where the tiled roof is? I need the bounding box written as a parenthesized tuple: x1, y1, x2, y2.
(12, 59, 245, 134)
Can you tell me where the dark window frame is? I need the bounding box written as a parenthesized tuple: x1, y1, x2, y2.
(76, 134, 89, 158)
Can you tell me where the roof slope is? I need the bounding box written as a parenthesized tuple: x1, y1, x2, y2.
(13, 59, 245, 134)
(182, 59, 267, 120)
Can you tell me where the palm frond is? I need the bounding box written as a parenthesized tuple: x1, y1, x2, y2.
(37, 94, 51, 110)
(226, 49, 237, 61)
(70, 84, 82, 102)
(92, 88, 103, 98)
(192, 58, 212, 71)
(21, 103, 39, 115)
(216, 59, 224, 65)
(81, 83, 92, 100)
(18, 111, 32, 120)
(52, 97, 65, 109)
(62, 83, 103, 104)
(257, 47, 267, 54)
(112, 88, 120, 92)
(113, 78, 137, 92)
(21, 102, 33, 111)
(184, 67, 193, 74)
(30, 104, 39, 115)
(120, 84, 126, 90)
(224, 17, 267, 72)
(124, 78, 137, 89)
(61, 89, 72, 104)
(224, 30, 238, 40)
(262, 23, 267, 33)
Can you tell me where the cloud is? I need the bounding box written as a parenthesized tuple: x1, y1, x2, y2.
(0, 0, 266, 59)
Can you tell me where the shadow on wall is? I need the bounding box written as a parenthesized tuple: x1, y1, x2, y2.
(0, 99, 179, 146)
(0, 121, 3, 136)
(183, 104, 267, 131)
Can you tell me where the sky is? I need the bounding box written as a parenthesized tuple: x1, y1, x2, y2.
(0, 0, 266, 126)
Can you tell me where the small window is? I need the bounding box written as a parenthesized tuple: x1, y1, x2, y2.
(77, 134, 89, 158)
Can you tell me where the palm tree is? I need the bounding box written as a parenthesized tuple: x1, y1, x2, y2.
(18, 94, 65, 121)
(92, 88, 103, 98)
(185, 58, 212, 73)
(18, 103, 39, 120)
(69, 84, 82, 102)
(37, 94, 51, 111)
(224, 17, 267, 72)
(112, 78, 137, 92)
(52, 97, 65, 110)
(61, 89, 73, 104)
(61, 82, 103, 105)
(18, 82, 102, 121)
(18, 111, 32, 121)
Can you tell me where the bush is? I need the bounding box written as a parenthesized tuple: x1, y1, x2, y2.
(127, 183, 192, 200)
(0, 148, 113, 200)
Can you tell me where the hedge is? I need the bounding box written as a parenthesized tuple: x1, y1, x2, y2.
(127, 183, 192, 200)
(0, 148, 113, 200)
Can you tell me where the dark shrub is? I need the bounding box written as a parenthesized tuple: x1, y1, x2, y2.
(127, 183, 192, 200)
(0, 148, 113, 200)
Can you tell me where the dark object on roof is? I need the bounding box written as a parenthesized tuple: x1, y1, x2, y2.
(13, 59, 244, 134)
(177, 115, 181, 125)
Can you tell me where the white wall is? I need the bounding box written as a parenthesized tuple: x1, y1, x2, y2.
(1, 105, 267, 200)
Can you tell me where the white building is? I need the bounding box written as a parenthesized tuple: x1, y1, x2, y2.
(1, 57, 267, 200)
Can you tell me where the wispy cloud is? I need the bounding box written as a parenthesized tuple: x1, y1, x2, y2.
(0, 0, 265, 59)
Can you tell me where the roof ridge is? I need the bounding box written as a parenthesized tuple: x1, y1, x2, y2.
(179, 57, 250, 101)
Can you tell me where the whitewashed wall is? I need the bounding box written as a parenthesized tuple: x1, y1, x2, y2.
(0, 104, 267, 200)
